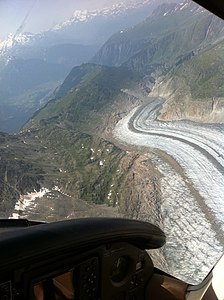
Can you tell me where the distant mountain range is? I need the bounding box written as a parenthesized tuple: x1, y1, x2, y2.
(0, 0, 174, 59)
(0, 0, 176, 133)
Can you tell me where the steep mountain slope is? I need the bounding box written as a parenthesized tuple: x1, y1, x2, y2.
(29, 64, 141, 131)
(0, 62, 147, 218)
(20, 63, 161, 223)
(124, 10, 224, 74)
(167, 39, 224, 100)
(91, 0, 192, 66)
(92, 0, 224, 121)
(92, 0, 224, 74)
(151, 38, 224, 122)
(54, 63, 105, 99)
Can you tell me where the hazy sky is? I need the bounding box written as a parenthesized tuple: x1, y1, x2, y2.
(0, 0, 129, 40)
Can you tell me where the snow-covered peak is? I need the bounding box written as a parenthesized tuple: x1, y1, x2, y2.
(14, 32, 35, 44)
(0, 34, 14, 51)
(53, 0, 152, 31)
(0, 32, 36, 55)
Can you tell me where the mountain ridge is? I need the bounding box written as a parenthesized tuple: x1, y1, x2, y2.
(0, 0, 178, 133)
(0, 0, 176, 57)
(92, 0, 223, 72)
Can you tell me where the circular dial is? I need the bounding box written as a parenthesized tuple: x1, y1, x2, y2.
(111, 256, 129, 283)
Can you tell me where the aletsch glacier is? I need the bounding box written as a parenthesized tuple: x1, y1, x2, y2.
(114, 97, 224, 284)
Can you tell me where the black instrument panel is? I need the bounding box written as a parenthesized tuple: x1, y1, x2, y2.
(25, 242, 153, 300)
(0, 218, 165, 300)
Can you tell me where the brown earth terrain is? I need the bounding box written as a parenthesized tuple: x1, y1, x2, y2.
(151, 77, 224, 123)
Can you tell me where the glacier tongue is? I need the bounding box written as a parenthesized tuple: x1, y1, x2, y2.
(114, 98, 224, 284)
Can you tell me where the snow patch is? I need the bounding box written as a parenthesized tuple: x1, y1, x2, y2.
(9, 188, 50, 219)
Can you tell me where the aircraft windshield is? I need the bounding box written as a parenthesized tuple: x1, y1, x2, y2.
(0, 0, 223, 286)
